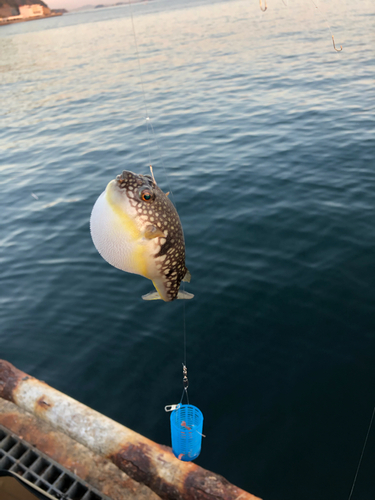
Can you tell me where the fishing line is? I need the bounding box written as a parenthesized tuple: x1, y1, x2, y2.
(347, 403, 375, 500)
(127, 0, 175, 203)
(181, 287, 189, 405)
(309, 0, 342, 51)
(128, 1, 149, 125)
(128, 1, 195, 417)
(128, 1, 187, 373)
(183, 298, 187, 369)
(259, 0, 342, 51)
(128, 0, 152, 169)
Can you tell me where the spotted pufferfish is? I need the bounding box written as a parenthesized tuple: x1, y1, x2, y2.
(90, 170, 193, 302)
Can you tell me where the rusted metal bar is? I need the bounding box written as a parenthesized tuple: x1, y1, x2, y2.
(0, 398, 159, 500)
(0, 360, 261, 500)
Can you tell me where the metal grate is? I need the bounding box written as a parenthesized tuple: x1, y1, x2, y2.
(0, 424, 111, 500)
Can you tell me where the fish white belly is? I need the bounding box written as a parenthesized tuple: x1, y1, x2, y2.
(90, 191, 145, 276)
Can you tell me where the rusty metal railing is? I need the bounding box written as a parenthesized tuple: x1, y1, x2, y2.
(0, 424, 108, 500)
(0, 360, 261, 500)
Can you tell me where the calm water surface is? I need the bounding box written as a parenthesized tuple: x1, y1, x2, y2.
(1, 1, 375, 499)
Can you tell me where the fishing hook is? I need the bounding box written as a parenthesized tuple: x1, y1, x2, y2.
(332, 35, 342, 52)
(259, 0, 267, 12)
(149, 165, 156, 184)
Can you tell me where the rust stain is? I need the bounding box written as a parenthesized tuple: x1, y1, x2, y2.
(111, 442, 155, 484)
(110, 442, 183, 500)
(36, 395, 53, 410)
(184, 469, 261, 500)
(0, 359, 27, 403)
(0, 411, 88, 478)
(110, 441, 210, 500)
(0, 403, 159, 500)
(108, 435, 260, 500)
(151, 479, 181, 500)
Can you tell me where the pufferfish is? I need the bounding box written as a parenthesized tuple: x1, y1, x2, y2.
(90, 170, 193, 302)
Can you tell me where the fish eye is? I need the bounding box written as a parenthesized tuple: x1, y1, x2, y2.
(141, 189, 152, 202)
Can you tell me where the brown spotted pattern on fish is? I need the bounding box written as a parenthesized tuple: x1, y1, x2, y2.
(116, 171, 188, 301)
(90, 169, 193, 302)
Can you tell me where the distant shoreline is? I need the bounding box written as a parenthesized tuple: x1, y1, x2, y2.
(0, 12, 63, 26)
(69, 1, 152, 13)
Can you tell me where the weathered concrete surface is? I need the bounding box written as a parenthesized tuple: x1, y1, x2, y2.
(0, 398, 161, 500)
(0, 360, 261, 500)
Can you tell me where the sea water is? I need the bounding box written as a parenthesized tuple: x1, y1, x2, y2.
(1, 1, 375, 498)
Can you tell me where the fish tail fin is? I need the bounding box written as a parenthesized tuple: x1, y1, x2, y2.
(177, 290, 194, 300)
(142, 291, 163, 301)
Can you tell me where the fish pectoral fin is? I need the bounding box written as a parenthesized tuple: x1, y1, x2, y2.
(144, 225, 165, 240)
(142, 290, 163, 301)
(182, 269, 191, 283)
(177, 290, 194, 300)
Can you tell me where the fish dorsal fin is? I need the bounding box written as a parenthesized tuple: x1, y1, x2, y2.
(144, 225, 165, 239)
(182, 269, 191, 283)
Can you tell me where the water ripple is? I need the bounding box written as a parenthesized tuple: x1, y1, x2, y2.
(1, 1, 375, 499)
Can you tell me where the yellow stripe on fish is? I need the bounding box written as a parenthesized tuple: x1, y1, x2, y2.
(104, 179, 148, 278)
(90, 170, 193, 302)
